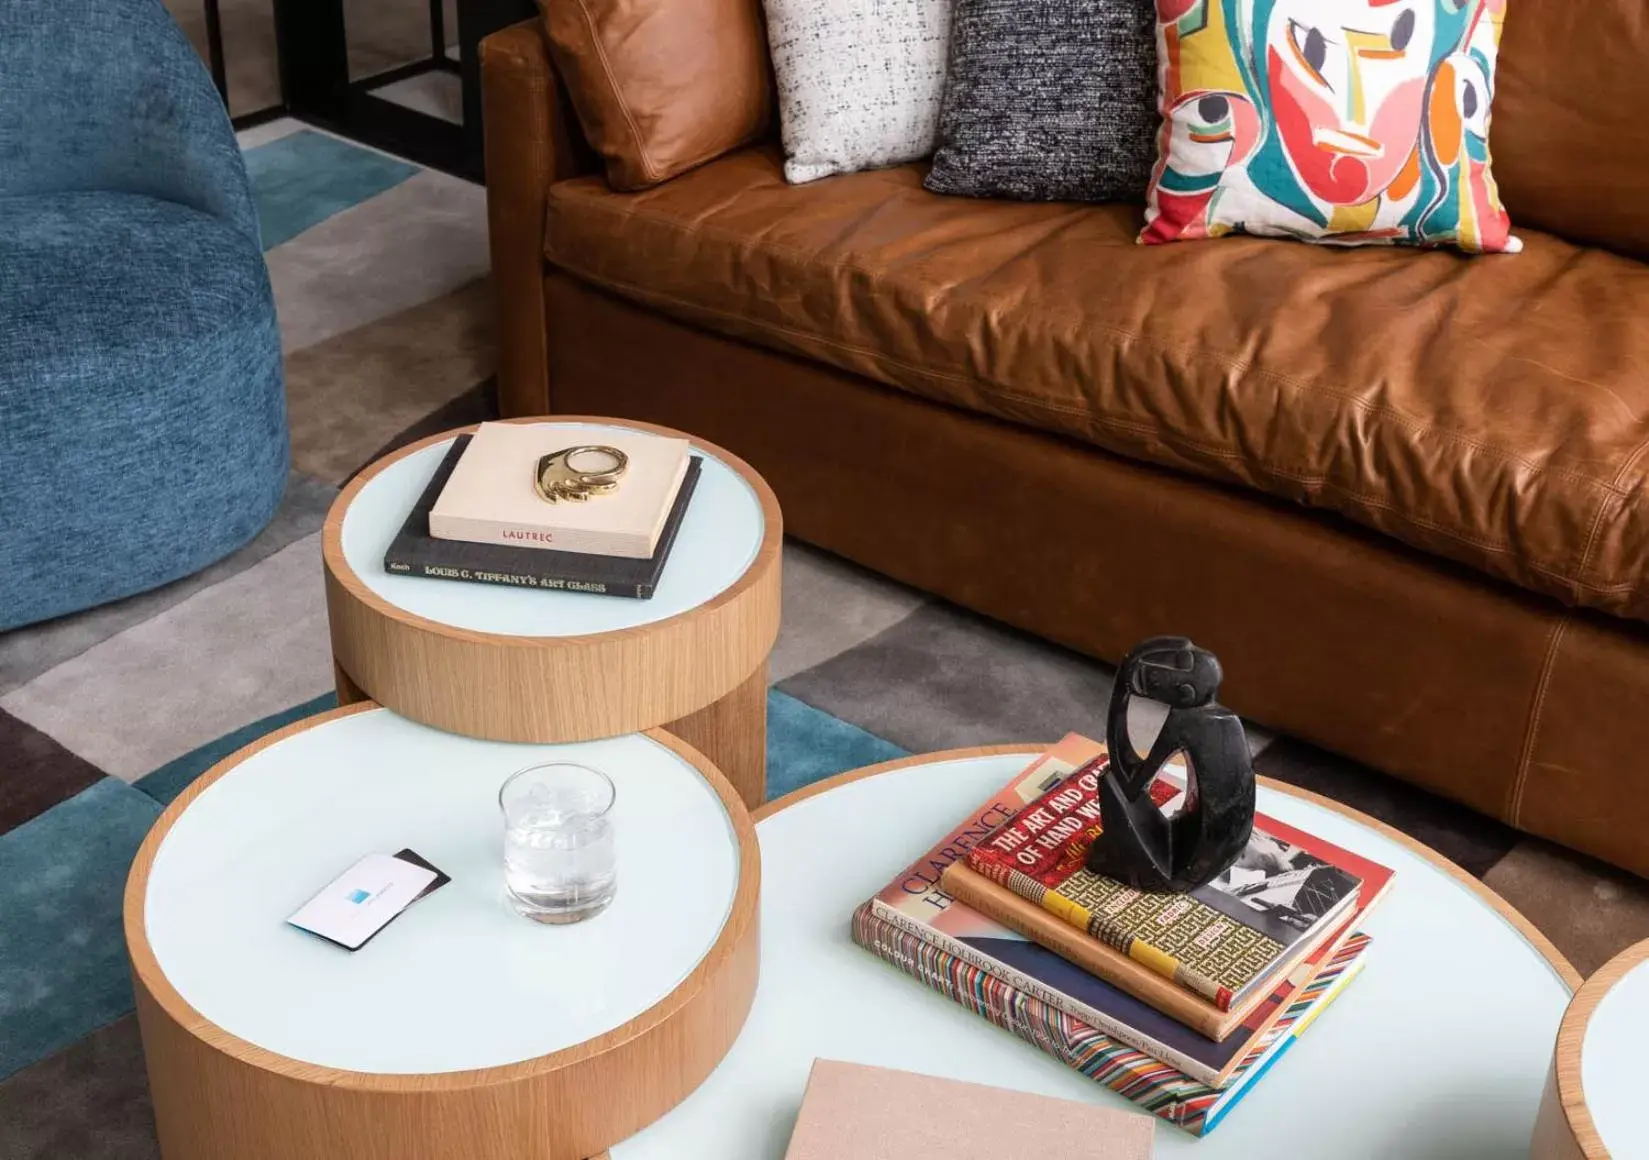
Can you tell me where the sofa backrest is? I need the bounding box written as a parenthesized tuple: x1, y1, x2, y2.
(1493, 0, 1649, 261)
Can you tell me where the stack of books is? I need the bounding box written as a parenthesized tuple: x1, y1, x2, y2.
(383, 422, 699, 599)
(851, 734, 1394, 1136)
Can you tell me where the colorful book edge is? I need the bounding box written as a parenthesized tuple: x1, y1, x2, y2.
(852, 902, 1368, 1136)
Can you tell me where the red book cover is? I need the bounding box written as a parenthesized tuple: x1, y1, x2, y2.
(967, 755, 1385, 1011)
(867, 734, 1394, 1054)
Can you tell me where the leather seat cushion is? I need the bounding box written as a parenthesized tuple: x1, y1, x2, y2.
(545, 146, 1649, 622)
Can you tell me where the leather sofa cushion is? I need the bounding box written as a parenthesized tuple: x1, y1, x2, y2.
(545, 147, 1649, 623)
(1493, 0, 1649, 262)
(540, 0, 772, 191)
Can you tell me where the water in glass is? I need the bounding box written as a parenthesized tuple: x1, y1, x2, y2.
(500, 763, 616, 923)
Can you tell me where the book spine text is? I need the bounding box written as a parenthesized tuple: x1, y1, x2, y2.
(383, 558, 647, 599)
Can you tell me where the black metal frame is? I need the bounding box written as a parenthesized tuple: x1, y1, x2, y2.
(277, 0, 533, 180)
(202, 0, 534, 181)
(204, 0, 229, 98)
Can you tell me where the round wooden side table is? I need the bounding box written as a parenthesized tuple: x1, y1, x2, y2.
(1532, 938, 1649, 1159)
(322, 417, 782, 807)
(123, 704, 760, 1160)
(597, 747, 1579, 1159)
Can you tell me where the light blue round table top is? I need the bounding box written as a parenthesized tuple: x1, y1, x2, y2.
(1584, 950, 1649, 1156)
(339, 421, 765, 637)
(612, 750, 1574, 1159)
(141, 708, 742, 1074)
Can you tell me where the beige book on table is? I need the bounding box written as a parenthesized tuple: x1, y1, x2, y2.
(429, 422, 691, 558)
(782, 1059, 1155, 1159)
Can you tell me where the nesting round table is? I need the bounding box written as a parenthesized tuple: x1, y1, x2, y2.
(124, 721, 1585, 1158)
(322, 418, 782, 807)
(600, 747, 1579, 1159)
(123, 704, 759, 1160)
(1532, 938, 1649, 1159)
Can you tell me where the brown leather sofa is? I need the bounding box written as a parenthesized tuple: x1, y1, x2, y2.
(480, 3, 1649, 879)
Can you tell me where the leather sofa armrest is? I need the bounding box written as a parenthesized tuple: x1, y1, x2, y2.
(481, 19, 595, 416)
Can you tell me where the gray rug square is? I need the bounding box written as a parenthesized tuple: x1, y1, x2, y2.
(0, 473, 336, 696)
(770, 544, 927, 683)
(778, 602, 1122, 753)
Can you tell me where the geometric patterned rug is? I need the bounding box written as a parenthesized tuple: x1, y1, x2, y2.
(2, 122, 1646, 1158)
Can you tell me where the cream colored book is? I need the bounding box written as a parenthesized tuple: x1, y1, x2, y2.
(429, 423, 691, 559)
(783, 1060, 1155, 1159)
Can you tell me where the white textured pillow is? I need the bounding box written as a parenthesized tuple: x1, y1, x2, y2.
(764, 0, 953, 184)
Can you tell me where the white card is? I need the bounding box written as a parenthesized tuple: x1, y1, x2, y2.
(288, 853, 439, 950)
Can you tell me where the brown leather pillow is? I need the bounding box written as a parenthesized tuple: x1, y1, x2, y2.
(540, 0, 773, 191)
(1493, 0, 1649, 261)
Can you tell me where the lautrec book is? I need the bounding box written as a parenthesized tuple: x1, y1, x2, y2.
(429, 422, 691, 558)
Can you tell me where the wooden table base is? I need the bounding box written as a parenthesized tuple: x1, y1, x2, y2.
(133, 941, 759, 1160)
(332, 658, 768, 808)
(333, 659, 367, 706)
(662, 661, 768, 808)
(1529, 939, 1649, 1159)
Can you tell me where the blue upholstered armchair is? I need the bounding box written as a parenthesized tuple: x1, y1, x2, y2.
(0, 0, 288, 630)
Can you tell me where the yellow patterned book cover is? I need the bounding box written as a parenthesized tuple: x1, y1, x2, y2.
(966, 752, 1370, 1012)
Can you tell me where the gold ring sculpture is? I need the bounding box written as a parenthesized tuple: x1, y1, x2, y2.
(535, 445, 629, 503)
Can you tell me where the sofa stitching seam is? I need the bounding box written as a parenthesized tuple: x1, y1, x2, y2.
(1573, 427, 1649, 595)
(1507, 475, 1619, 824)
(1507, 613, 1571, 828)
(547, 196, 1634, 494)
(571, 2, 661, 183)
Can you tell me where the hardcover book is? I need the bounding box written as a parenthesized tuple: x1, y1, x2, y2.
(429, 422, 692, 558)
(384, 436, 702, 600)
(940, 862, 1361, 1084)
(869, 736, 1394, 1048)
(966, 756, 1365, 1012)
(852, 902, 1370, 1137)
(782, 1059, 1155, 1159)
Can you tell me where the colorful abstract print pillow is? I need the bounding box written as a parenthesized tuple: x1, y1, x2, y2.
(1142, 0, 1519, 252)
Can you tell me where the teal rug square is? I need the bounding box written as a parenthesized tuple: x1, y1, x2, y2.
(244, 130, 419, 250)
(766, 689, 906, 800)
(0, 779, 162, 1080)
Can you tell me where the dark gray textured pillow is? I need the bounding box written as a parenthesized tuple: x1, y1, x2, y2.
(924, 0, 1158, 203)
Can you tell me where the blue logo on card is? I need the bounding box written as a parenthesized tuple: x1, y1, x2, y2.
(347, 889, 371, 904)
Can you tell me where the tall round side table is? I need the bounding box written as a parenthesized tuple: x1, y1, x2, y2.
(123, 704, 760, 1160)
(1532, 938, 1649, 1159)
(322, 417, 782, 807)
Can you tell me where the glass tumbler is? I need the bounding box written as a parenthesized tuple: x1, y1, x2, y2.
(499, 762, 617, 924)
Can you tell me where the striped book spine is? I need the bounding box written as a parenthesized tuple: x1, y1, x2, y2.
(851, 902, 1366, 1136)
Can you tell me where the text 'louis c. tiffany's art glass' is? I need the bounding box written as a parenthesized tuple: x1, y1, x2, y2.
(1143, 0, 1519, 252)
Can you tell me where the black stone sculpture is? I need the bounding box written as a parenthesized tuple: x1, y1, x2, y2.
(1084, 636, 1256, 893)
